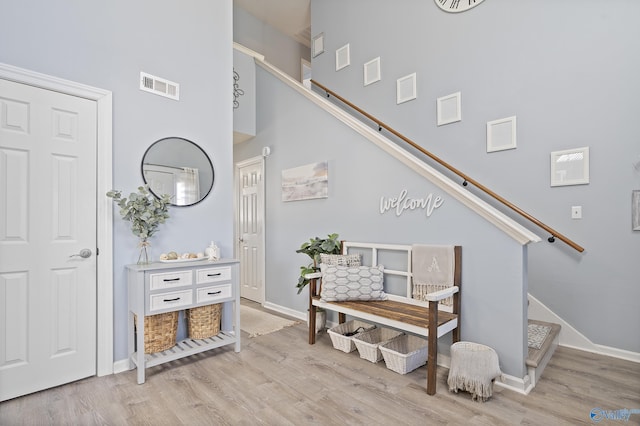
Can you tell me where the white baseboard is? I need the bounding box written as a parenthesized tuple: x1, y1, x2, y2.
(495, 373, 534, 395)
(528, 294, 640, 363)
(113, 358, 131, 374)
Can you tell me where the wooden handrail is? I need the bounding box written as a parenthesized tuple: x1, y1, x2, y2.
(311, 79, 584, 253)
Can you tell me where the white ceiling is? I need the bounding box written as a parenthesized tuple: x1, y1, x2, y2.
(234, 0, 311, 47)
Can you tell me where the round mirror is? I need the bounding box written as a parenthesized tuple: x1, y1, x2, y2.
(141, 137, 214, 207)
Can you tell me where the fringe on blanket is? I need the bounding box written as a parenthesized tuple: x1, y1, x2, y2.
(447, 342, 503, 402)
(412, 283, 453, 307)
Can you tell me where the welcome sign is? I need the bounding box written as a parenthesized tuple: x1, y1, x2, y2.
(380, 189, 444, 217)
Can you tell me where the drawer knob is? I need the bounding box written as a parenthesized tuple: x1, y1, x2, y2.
(207, 290, 222, 295)
(163, 297, 181, 302)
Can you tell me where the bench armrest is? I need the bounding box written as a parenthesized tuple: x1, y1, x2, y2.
(304, 272, 322, 280)
(424, 286, 459, 302)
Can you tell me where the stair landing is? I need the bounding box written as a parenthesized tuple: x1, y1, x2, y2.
(526, 319, 561, 388)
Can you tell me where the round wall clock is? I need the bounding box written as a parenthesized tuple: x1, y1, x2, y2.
(435, 0, 485, 13)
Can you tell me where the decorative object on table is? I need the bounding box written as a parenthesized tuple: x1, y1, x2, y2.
(205, 241, 220, 261)
(106, 185, 170, 264)
(295, 233, 341, 294)
(158, 251, 206, 262)
(447, 341, 502, 402)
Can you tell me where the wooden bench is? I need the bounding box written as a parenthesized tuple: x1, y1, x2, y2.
(307, 242, 461, 395)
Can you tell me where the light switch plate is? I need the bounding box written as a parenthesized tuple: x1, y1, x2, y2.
(571, 206, 582, 219)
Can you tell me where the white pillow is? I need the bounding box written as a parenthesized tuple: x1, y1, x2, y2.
(320, 264, 387, 302)
(319, 253, 361, 267)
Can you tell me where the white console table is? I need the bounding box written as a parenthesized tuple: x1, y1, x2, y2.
(126, 259, 240, 384)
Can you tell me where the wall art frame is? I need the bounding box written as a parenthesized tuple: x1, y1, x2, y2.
(312, 33, 325, 58)
(364, 57, 381, 86)
(336, 43, 350, 71)
(396, 72, 417, 104)
(486, 116, 517, 152)
(550, 147, 590, 187)
(437, 92, 462, 126)
(281, 161, 328, 202)
(633, 190, 640, 231)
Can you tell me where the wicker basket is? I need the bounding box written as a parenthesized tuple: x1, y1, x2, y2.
(327, 320, 376, 353)
(187, 304, 222, 339)
(353, 327, 405, 363)
(135, 311, 178, 354)
(379, 334, 428, 374)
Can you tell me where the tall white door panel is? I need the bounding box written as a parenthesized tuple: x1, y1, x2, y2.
(237, 158, 265, 303)
(0, 79, 97, 401)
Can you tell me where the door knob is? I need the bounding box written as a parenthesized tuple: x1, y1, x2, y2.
(69, 249, 92, 258)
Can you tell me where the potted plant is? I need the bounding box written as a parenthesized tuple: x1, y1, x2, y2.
(107, 185, 171, 264)
(296, 233, 341, 332)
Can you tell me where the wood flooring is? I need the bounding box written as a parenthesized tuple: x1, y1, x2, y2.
(1, 309, 639, 425)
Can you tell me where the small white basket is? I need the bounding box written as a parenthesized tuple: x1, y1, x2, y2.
(327, 320, 375, 353)
(379, 334, 428, 374)
(353, 327, 405, 363)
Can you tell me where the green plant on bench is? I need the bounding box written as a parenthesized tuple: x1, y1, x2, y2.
(295, 233, 341, 294)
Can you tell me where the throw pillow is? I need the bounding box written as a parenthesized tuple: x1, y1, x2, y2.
(319, 253, 361, 267)
(320, 264, 387, 302)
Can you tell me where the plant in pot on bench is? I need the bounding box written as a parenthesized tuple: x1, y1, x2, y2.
(296, 233, 341, 332)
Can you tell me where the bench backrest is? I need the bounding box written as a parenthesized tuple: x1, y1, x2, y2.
(341, 241, 461, 313)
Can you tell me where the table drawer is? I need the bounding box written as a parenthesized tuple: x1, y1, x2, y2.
(149, 289, 193, 312)
(196, 283, 232, 304)
(150, 270, 192, 290)
(196, 266, 231, 284)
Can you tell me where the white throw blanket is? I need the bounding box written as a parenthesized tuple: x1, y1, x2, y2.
(448, 341, 503, 402)
(411, 244, 455, 306)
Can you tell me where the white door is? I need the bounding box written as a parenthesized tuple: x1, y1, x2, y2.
(236, 157, 265, 303)
(0, 79, 97, 401)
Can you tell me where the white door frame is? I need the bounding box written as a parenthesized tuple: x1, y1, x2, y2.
(0, 62, 114, 376)
(234, 155, 266, 304)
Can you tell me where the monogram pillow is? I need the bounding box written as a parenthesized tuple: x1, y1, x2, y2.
(320, 264, 387, 302)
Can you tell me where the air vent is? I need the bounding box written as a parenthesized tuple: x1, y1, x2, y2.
(139, 72, 180, 100)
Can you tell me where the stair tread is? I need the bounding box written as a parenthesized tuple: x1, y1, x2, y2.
(526, 319, 561, 368)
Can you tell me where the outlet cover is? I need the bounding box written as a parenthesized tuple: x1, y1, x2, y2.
(571, 206, 582, 219)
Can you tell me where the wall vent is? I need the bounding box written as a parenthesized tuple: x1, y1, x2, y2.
(139, 72, 179, 100)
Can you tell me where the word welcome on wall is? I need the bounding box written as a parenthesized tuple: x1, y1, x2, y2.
(380, 189, 444, 217)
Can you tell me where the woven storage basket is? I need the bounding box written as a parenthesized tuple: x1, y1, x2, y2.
(379, 334, 428, 374)
(327, 320, 376, 353)
(187, 304, 222, 339)
(135, 311, 178, 354)
(352, 327, 405, 363)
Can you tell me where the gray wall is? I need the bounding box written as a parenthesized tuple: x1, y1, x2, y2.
(234, 4, 310, 82)
(235, 67, 530, 377)
(308, 0, 640, 352)
(0, 0, 234, 361)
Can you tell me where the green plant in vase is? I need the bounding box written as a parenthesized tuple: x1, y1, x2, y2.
(107, 185, 171, 264)
(295, 233, 341, 294)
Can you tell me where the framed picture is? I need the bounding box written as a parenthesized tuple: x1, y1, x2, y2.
(364, 57, 381, 86)
(312, 33, 325, 58)
(335, 43, 350, 71)
(396, 72, 417, 104)
(550, 147, 590, 187)
(633, 190, 640, 231)
(437, 92, 462, 126)
(486, 116, 517, 152)
(281, 161, 328, 202)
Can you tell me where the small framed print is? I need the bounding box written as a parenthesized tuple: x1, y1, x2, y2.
(396, 72, 417, 104)
(364, 57, 381, 86)
(486, 116, 517, 152)
(335, 43, 350, 71)
(550, 147, 590, 187)
(633, 190, 640, 231)
(312, 33, 325, 58)
(437, 92, 462, 126)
